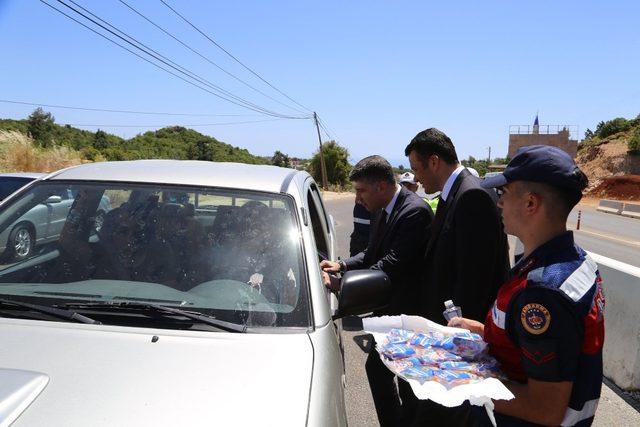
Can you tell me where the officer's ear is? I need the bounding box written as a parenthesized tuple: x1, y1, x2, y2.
(524, 190, 543, 215)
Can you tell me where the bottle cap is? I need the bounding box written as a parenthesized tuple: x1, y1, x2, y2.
(444, 300, 454, 309)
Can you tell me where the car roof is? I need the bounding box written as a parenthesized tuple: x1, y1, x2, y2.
(46, 160, 302, 193)
(0, 172, 46, 179)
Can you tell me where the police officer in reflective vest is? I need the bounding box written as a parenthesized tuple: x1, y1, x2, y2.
(448, 145, 604, 426)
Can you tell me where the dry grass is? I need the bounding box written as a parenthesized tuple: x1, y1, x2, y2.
(0, 130, 85, 173)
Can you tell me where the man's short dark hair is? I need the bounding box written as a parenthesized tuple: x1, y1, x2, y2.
(349, 155, 395, 184)
(404, 128, 459, 165)
(518, 179, 586, 222)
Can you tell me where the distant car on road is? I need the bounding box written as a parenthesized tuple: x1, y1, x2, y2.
(0, 160, 390, 426)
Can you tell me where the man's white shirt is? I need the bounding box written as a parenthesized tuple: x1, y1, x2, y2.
(441, 165, 466, 202)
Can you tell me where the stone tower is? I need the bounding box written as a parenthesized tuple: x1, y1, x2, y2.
(508, 115, 578, 159)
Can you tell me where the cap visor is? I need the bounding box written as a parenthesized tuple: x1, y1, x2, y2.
(481, 173, 508, 189)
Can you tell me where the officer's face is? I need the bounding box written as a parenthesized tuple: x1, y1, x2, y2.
(408, 151, 438, 194)
(353, 180, 385, 212)
(497, 182, 526, 236)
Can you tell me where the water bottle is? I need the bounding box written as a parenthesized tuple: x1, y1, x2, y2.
(442, 300, 462, 322)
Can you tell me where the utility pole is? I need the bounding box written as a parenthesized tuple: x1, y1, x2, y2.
(313, 112, 329, 189)
(487, 146, 492, 163)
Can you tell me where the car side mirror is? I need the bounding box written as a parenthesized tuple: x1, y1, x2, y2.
(44, 195, 62, 204)
(332, 270, 391, 320)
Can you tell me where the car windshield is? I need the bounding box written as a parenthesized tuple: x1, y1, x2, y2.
(0, 177, 35, 200)
(0, 181, 309, 330)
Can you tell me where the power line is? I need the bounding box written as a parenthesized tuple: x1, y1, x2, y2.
(57, 0, 305, 119)
(118, 0, 307, 115)
(317, 115, 339, 142)
(0, 98, 261, 117)
(159, 0, 313, 113)
(62, 118, 285, 127)
(63, 0, 296, 119)
(41, 0, 309, 120)
(39, 0, 266, 117)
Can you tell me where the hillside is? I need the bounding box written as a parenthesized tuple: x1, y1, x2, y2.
(576, 115, 640, 200)
(0, 117, 269, 165)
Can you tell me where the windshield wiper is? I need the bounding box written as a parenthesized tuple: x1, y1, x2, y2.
(61, 301, 246, 332)
(0, 298, 101, 324)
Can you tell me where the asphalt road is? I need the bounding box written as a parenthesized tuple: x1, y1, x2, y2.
(323, 194, 640, 427)
(568, 205, 640, 267)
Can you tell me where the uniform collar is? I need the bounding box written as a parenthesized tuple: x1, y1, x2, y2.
(511, 231, 576, 276)
(441, 165, 465, 201)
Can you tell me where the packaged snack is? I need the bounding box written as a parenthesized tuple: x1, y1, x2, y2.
(432, 336, 456, 351)
(434, 369, 477, 387)
(473, 361, 504, 379)
(419, 347, 462, 364)
(438, 361, 476, 372)
(400, 366, 440, 384)
(389, 357, 423, 372)
(451, 336, 487, 358)
(387, 328, 415, 344)
(381, 343, 416, 359)
(409, 333, 439, 347)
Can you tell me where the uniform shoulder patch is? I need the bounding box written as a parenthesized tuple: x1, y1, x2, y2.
(521, 303, 551, 335)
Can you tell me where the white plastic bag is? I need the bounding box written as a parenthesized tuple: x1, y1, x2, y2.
(363, 314, 514, 426)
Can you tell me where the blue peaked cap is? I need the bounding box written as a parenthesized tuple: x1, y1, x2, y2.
(482, 145, 587, 196)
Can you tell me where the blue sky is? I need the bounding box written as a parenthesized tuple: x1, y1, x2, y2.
(1, 0, 638, 167)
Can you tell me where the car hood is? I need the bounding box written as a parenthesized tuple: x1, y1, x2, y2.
(0, 319, 313, 427)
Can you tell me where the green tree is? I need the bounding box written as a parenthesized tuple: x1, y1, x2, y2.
(27, 107, 55, 148)
(271, 150, 291, 167)
(594, 118, 632, 138)
(584, 128, 594, 140)
(93, 129, 109, 150)
(187, 139, 214, 161)
(309, 140, 351, 188)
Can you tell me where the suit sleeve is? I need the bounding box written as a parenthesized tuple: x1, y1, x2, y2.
(452, 189, 505, 322)
(344, 248, 366, 270)
(366, 206, 431, 280)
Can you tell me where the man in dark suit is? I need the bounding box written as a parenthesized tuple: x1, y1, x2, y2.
(321, 155, 433, 427)
(404, 128, 510, 425)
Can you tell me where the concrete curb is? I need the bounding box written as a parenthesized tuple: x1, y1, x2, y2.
(597, 199, 624, 215)
(621, 202, 640, 219)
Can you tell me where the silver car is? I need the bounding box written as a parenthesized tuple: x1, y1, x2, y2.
(0, 160, 390, 426)
(0, 173, 111, 261)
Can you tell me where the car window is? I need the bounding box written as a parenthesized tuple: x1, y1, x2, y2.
(0, 182, 310, 329)
(307, 186, 329, 260)
(0, 177, 34, 200)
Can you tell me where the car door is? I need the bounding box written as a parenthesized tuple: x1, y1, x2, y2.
(304, 179, 345, 372)
(306, 182, 335, 261)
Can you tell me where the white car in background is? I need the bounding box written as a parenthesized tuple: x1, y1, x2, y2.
(0, 172, 110, 261)
(0, 160, 390, 426)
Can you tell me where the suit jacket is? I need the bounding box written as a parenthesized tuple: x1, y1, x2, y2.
(421, 169, 509, 324)
(344, 187, 433, 315)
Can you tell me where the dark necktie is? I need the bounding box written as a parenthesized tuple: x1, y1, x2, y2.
(432, 196, 447, 231)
